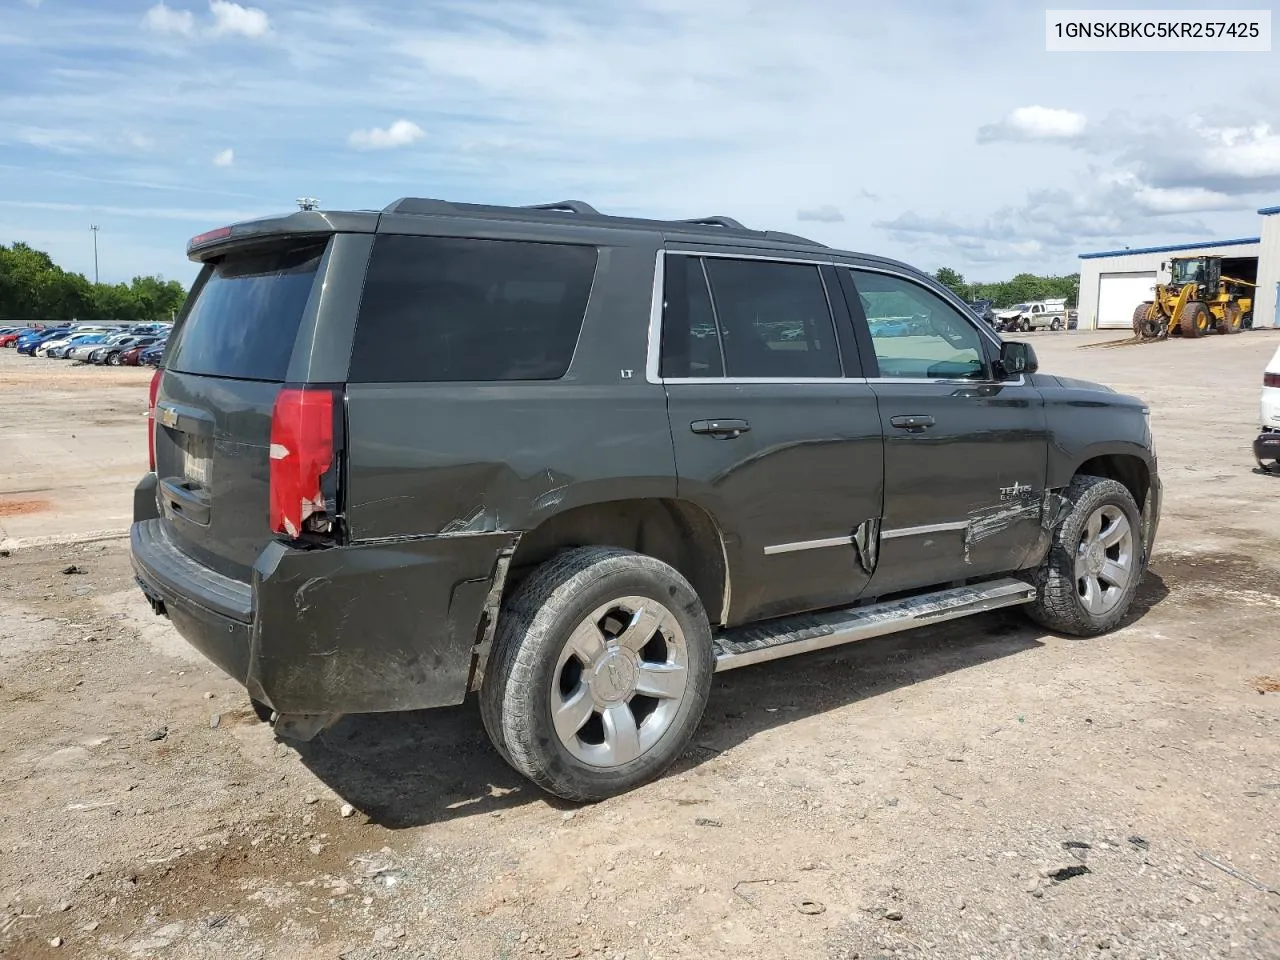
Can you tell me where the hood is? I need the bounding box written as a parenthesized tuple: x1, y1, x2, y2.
(1051, 375, 1116, 393)
(994, 308, 1022, 317)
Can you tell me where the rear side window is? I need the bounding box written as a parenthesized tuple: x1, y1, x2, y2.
(166, 243, 325, 381)
(348, 235, 597, 383)
(660, 255, 841, 379)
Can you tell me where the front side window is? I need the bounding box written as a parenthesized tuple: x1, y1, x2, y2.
(848, 269, 987, 380)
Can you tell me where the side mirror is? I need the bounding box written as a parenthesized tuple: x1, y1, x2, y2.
(999, 340, 1038, 377)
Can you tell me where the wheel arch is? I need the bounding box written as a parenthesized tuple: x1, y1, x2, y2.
(1072, 451, 1150, 510)
(503, 496, 731, 628)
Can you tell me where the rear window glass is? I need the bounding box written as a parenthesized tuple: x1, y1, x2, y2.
(348, 235, 597, 383)
(165, 243, 325, 381)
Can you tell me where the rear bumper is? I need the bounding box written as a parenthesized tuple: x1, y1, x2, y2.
(130, 509, 518, 716)
(1255, 430, 1280, 466)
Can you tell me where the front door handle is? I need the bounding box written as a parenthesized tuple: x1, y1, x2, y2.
(691, 418, 751, 439)
(890, 414, 936, 433)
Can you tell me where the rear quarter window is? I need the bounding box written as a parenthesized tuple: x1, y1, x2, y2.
(348, 235, 597, 383)
(166, 242, 325, 382)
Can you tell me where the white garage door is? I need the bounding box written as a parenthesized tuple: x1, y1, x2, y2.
(1097, 272, 1156, 329)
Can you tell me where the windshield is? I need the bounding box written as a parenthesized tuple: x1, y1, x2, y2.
(1171, 259, 1205, 284)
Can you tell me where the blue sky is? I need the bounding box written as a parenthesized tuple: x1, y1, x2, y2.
(2, 0, 1278, 285)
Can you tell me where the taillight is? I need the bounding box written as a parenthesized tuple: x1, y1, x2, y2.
(147, 368, 162, 472)
(1265, 372, 1280, 389)
(269, 387, 337, 539)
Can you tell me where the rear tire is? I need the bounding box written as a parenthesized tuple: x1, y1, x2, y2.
(1050, 317, 1063, 331)
(1217, 302, 1242, 334)
(1179, 302, 1209, 338)
(480, 547, 715, 802)
(1025, 476, 1145, 637)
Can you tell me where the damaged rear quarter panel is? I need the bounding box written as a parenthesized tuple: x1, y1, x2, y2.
(249, 532, 518, 714)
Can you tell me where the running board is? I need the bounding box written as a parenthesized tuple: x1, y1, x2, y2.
(713, 577, 1036, 672)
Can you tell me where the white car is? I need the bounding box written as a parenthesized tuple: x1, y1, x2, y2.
(37, 333, 98, 357)
(1255, 342, 1280, 472)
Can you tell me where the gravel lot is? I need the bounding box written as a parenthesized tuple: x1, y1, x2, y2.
(2, 331, 1279, 960)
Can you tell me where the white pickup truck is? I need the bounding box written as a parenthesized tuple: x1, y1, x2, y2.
(995, 299, 1069, 332)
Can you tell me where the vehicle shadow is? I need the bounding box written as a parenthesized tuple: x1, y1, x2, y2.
(293, 607, 1054, 829)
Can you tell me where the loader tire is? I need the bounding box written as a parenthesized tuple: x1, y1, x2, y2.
(1132, 302, 1162, 339)
(1218, 302, 1242, 334)
(1179, 302, 1209, 339)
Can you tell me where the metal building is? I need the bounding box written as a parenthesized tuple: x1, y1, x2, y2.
(1077, 205, 1280, 331)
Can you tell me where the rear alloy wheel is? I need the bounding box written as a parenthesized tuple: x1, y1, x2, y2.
(1050, 317, 1063, 331)
(481, 547, 714, 801)
(1217, 302, 1242, 335)
(1179, 301, 1210, 338)
(1026, 476, 1145, 636)
(107, 352, 122, 365)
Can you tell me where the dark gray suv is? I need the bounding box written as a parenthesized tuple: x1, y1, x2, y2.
(131, 198, 1161, 801)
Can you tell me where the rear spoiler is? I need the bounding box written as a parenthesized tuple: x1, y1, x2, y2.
(187, 211, 379, 261)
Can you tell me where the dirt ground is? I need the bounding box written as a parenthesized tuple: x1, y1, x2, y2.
(0, 352, 152, 546)
(2, 331, 1279, 960)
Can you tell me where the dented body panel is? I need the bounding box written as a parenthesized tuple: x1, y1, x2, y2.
(132, 517, 514, 714)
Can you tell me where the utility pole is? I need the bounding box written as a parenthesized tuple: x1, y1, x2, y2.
(90, 224, 100, 285)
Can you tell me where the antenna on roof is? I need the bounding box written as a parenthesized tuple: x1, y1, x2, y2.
(297, 197, 320, 211)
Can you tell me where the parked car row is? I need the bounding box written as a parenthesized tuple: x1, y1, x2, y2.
(0, 323, 168, 367)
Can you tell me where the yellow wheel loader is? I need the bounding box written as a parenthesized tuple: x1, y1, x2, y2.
(1131, 256, 1254, 341)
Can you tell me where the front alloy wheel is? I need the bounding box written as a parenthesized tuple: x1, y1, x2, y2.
(1026, 475, 1145, 636)
(1073, 504, 1134, 618)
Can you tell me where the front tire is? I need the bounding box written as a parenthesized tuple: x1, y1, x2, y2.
(1025, 476, 1145, 637)
(1180, 302, 1209, 338)
(480, 547, 715, 802)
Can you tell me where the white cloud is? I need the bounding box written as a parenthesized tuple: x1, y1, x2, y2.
(977, 105, 1088, 143)
(797, 205, 845, 223)
(347, 119, 425, 150)
(209, 0, 270, 39)
(1131, 184, 1237, 214)
(142, 3, 195, 37)
(212, 147, 235, 167)
(16, 127, 97, 153)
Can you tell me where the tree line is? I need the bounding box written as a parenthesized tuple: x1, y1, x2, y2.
(933, 267, 1080, 308)
(0, 242, 188, 323)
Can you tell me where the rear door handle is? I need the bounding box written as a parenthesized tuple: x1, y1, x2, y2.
(890, 415, 936, 433)
(691, 418, 751, 439)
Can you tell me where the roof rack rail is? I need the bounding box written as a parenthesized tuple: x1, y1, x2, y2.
(677, 215, 747, 230)
(524, 200, 600, 215)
